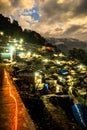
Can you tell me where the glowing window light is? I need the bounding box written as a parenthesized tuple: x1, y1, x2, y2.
(4, 70, 18, 130)
(77, 64, 87, 71)
(59, 53, 64, 57)
(78, 65, 83, 69)
(43, 59, 49, 63)
(58, 76, 63, 82)
(27, 52, 31, 57)
(13, 39, 18, 43)
(35, 72, 39, 77)
(54, 54, 58, 57)
(33, 53, 36, 57)
(14, 44, 18, 47)
(20, 38, 23, 44)
(18, 52, 25, 58)
(56, 60, 61, 65)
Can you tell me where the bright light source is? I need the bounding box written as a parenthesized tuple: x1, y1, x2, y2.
(20, 38, 23, 44)
(59, 53, 64, 57)
(0, 32, 4, 35)
(10, 46, 15, 52)
(43, 59, 49, 63)
(56, 60, 61, 64)
(20, 48, 24, 51)
(33, 53, 36, 57)
(54, 54, 58, 57)
(35, 72, 39, 77)
(13, 39, 18, 43)
(77, 64, 84, 70)
(59, 76, 63, 81)
(27, 52, 31, 57)
(10, 46, 15, 62)
(18, 52, 25, 58)
(79, 65, 83, 68)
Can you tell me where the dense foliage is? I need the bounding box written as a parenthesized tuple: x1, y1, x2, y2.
(69, 48, 87, 65)
(0, 14, 46, 45)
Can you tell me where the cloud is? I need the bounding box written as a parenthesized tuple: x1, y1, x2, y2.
(63, 25, 82, 35)
(18, 0, 35, 8)
(0, 0, 87, 40)
(18, 15, 32, 29)
(0, 0, 35, 16)
(34, 0, 87, 40)
(74, 0, 87, 16)
(37, 0, 73, 22)
(0, 0, 11, 14)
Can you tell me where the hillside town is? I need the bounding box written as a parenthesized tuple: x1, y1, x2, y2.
(0, 32, 86, 129)
(0, 1, 87, 129)
(0, 27, 87, 129)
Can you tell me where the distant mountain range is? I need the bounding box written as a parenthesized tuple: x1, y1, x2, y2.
(46, 37, 87, 54)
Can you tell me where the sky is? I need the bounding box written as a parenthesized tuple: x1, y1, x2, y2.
(0, 0, 87, 41)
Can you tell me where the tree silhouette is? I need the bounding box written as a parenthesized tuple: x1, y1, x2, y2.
(0, 14, 46, 45)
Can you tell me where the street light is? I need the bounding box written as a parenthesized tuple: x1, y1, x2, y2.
(10, 46, 15, 63)
(0, 32, 4, 36)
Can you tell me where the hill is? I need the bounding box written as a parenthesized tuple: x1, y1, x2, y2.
(0, 14, 46, 45)
(46, 37, 87, 54)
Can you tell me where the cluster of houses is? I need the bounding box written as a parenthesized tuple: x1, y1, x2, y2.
(7, 45, 87, 97)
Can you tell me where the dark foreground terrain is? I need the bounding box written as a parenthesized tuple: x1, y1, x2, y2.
(15, 80, 82, 130)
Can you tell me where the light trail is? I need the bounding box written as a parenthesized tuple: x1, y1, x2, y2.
(4, 70, 18, 130)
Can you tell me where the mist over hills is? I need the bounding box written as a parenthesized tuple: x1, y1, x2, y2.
(46, 37, 87, 54)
